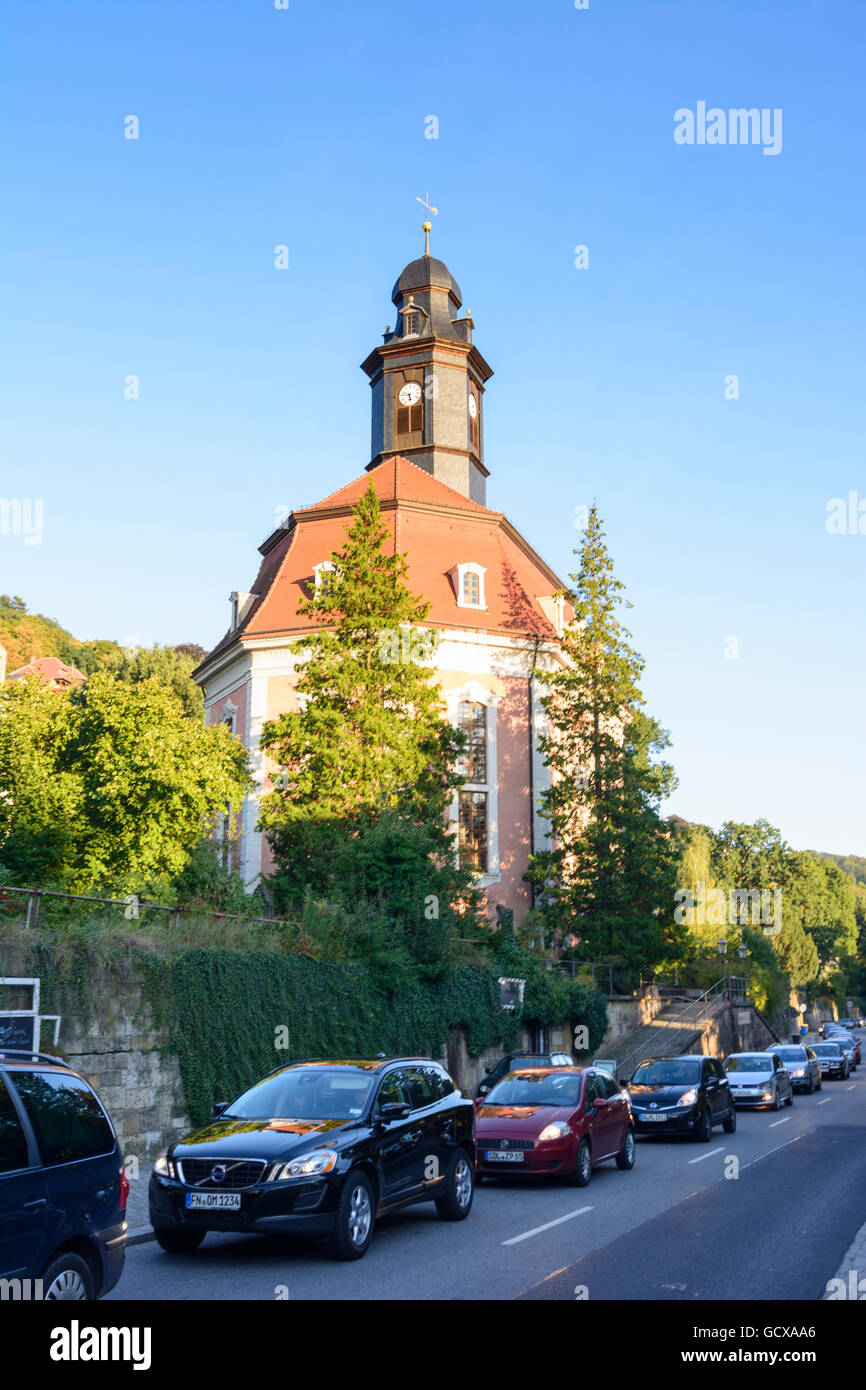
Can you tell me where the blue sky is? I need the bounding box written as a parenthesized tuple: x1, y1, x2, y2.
(1, 0, 863, 854)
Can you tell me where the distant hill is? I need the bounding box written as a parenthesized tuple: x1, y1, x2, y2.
(812, 851, 866, 886)
(0, 595, 122, 674)
(0, 596, 205, 687)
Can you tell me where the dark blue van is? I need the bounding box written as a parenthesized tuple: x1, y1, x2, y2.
(0, 1050, 127, 1299)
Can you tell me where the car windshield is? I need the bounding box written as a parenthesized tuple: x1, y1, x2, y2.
(630, 1060, 701, 1086)
(226, 1066, 375, 1121)
(485, 1071, 583, 1108)
(812, 1044, 842, 1056)
(725, 1055, 772, 1072)
(772, 1048, 806, 1061)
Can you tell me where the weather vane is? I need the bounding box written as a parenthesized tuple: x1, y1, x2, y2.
(416, 193, 438, 254)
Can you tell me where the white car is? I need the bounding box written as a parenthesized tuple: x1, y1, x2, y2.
(723, 1052, 794, 1110)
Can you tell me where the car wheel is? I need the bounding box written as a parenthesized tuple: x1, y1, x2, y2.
(723, 1103, 737, 1134)
(694, 1105, 712, 1142)
(807, 1075, 814, 1094)
(435, 1148, 474, 1221)
(816, 1077, 822, 1091)
(569, 1138, 593, 1187)
(786, 1086, 794, 1106)
(324, 1171, 375, 1261)
(154, 1227, 206, 1254)
(40, 1252, 94, 1301)
(615, 1126, 636, 1170)
(773, 1086, 783, 1111)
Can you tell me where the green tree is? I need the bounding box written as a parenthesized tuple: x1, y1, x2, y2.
(259, 481, 481, 974)
(527, 506, 683, 975)
(102, 643, 205, 720)
(0, 672, 250, 893)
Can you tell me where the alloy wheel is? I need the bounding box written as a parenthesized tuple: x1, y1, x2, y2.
(45, 1269, 88, 1300)
(348, 1183, 372, 1247)
(454, 1156, 472, 1208)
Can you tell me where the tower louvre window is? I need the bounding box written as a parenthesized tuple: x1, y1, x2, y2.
(404, 311, 419, 336)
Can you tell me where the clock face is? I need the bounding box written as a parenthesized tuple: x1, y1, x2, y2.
(468, 393, 478, 419)
(399, 382, 422, 407)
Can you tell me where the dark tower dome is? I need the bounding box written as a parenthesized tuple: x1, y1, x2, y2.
(361, 227, 493, 505)
(391, 255, 462, 307)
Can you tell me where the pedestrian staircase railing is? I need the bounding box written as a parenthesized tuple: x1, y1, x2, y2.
(614, 976, 734, 1080)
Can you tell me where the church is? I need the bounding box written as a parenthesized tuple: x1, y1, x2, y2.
(194, 229, 571, 925)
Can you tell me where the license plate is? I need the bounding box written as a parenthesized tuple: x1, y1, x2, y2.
(641, 1113, 667, 1122)
(185, 1192, 242, 1210)
(485, 1150, 525, 1162)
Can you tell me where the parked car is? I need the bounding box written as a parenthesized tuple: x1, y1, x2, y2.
(475, 1051, 575, 1099)
(475, 1066, 634, 1186)
(810, 1041, 850, 1080)
(823, 1030, 859, 1069)
(0, 1049, 128, 1299)
(150, 1057, 474, 1262)
(767, 1044, 822, 1094)
(625, 1055, 736, 1140)
(724, 1052, 794, 1110)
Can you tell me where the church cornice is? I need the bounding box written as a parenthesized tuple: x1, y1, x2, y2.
(360, 338, 493, 383)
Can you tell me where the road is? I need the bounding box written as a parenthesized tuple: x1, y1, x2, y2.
(108, 1061, 866, 1302)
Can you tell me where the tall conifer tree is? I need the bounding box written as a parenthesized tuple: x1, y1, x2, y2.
(527, 506, 682, 972)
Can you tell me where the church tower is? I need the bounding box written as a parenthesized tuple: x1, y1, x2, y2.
(360, 225, 493, 505)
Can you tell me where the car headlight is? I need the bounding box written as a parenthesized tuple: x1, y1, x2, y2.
(792, 1068, 805, 1077)
(275, 1149, 338, 1179)
(153, 1151, 174, 1178)
(677, 1089, 698, 1108)
(538, 1121, 571, 1142)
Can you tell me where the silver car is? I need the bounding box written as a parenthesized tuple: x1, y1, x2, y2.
(767, 1044, 821, 1093)
(723, 1052, 794, 1110)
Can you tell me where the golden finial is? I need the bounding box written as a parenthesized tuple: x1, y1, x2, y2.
(416, 193, 437, 254)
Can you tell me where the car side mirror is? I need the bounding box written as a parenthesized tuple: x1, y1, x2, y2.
(378, 1101, 412, 1122)
(212, 1101, 229, 1118)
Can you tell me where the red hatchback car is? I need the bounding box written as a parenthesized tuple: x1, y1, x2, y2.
(474, 1066, 635, 1186)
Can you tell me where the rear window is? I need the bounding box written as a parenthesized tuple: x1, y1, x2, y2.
(0, 1075, 29, 1173)
(10, 1069, 115, 1165)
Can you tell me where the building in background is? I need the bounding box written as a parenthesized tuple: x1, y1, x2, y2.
(6, 656, 87, 691)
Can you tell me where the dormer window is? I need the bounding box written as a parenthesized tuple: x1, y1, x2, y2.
(229, 590, 257, 631)
(313, 561, 336, 595)
(404, 311, 419, 337)
(451, 562, 486, 610)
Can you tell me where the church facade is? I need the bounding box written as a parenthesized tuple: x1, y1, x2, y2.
(195, 239, 570, 923)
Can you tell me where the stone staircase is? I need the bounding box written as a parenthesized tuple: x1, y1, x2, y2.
(604, 995, 729, 1080)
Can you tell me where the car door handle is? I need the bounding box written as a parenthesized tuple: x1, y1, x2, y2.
(22, 1198, 47, 1211)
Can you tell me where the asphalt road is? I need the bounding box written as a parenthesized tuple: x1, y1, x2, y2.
(109, 1055, 866, 1302)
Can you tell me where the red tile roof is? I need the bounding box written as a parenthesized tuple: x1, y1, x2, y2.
(7, 656, 88, 686)
(198, 456, 568, 673)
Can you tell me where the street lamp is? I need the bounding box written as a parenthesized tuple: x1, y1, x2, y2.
(717, 938, 727, 958)
(737, 943, 747, 963)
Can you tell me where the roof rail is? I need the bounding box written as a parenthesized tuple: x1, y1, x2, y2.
(0, 1049, 68, 1067)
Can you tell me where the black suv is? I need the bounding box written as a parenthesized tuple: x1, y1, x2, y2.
(150, 1057, 476, 1261)
(0, 1050, 127, 1299)
(476, 1051, 575, 1098)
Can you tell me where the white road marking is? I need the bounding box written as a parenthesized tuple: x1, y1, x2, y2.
(817, 1097, 832, 1105)
(769, 1117, 791, 1128)
(739, 1133, 807, 1172)
(847, 1084, 856, 1091)
(502, 1205, 593, 1246)
(687, 1145, 725, 1165)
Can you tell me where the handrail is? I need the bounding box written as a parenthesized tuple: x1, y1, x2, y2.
(615, 976, 730, 1080)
